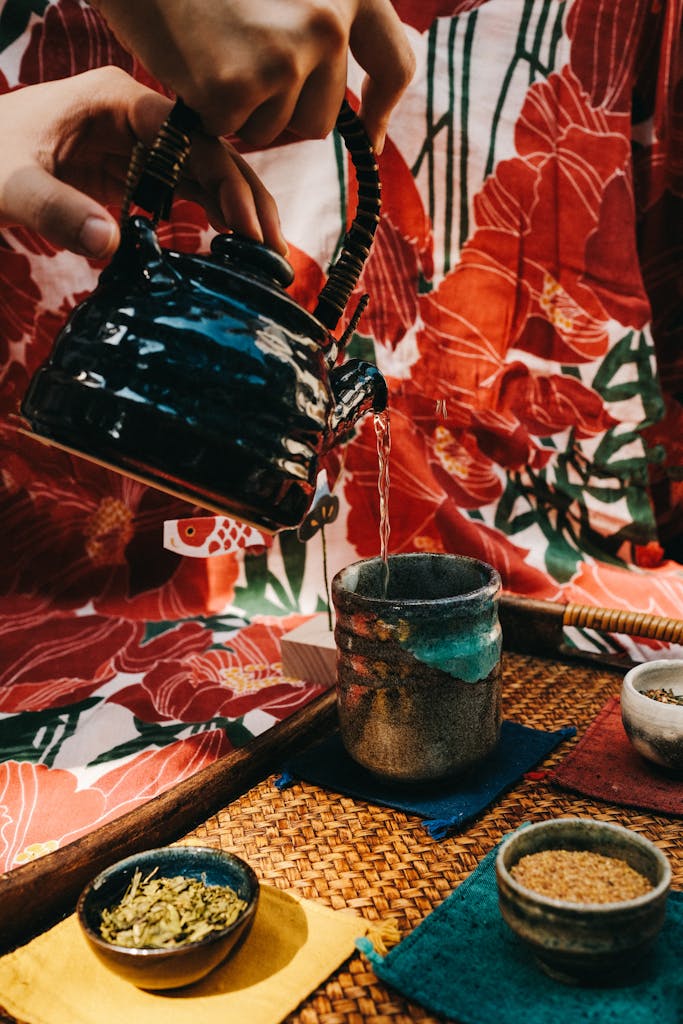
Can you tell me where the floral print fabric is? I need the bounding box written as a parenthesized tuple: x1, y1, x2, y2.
(0, 0, 681, 872)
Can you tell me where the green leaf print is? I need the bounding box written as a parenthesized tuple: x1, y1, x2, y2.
(88, 715, 253, 766)
(234, 532, 307, 616)
(345, 331, 377, 364)
(493, 323, 665, 583)
(495, 473, 582, 583)
(143, 615, 251, 650)
(591, 330, 665, 426)
(0, 698, 99, 767)
(0, 0, 47, 51)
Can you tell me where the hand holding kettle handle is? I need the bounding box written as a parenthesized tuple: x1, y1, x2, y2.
(125, 97, 381, 331)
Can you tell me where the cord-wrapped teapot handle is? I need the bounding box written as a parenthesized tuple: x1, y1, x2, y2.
(123, 98, 381, 332)
(123, 99, 200, 223)
(312, 101, 381, 330)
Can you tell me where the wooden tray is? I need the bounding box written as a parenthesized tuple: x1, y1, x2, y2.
(2, 648, 682, 1024)
(0, 595, 680, 960)
(0, 690, 337, 954)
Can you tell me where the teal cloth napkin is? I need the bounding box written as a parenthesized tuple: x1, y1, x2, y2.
(357, 845, 683, 1023)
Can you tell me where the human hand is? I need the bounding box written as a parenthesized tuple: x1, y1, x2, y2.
(88, 0, 415, 152)
(0, 66, 286, 259)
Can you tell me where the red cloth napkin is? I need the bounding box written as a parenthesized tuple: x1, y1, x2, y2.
(549, 696, 683, 816)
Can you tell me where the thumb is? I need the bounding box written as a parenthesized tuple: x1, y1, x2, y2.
(4, 165, 120, 258)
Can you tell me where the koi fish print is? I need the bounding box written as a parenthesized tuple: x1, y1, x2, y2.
(163, 516, 271, 557)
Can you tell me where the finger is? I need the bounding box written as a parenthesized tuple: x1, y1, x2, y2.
(126, 84, 177, 147)
(287, 59, 348, 141)
(184, 137, 287, 254)
(2, 164, 119, 257)
(174, 182, 226, 235)
(350, 0, 415, 153)
(173, 8, 348, 139)
(236, 92, 301, 150)
(224, 149, 286, 254)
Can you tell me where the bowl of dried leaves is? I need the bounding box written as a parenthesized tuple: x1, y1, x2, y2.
(77, 845, 259, 989)
(496, 818, 670, 986)
(621, 659, 683, 773)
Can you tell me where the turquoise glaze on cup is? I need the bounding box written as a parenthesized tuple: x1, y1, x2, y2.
(331, 553, 502, 783)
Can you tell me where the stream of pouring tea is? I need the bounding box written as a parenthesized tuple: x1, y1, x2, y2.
(374, 409, 391, 595)
(374, 400, 445, 596)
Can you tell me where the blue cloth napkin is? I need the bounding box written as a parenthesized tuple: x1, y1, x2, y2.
(276, 721, 574, 838)
(357, 845, 683, 1023)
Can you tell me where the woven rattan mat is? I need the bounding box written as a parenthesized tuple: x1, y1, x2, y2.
(3, 651, 682, 1024)
(185, 651, 683, 1024)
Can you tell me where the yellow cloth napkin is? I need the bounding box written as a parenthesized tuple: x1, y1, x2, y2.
(0, 884, 364, 1024)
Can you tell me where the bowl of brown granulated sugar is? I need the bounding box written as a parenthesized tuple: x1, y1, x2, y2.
(621, 659, 683, 773)
(496, 818, 671, 986)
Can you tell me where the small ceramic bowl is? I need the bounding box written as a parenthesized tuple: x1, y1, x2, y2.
(77, 845, 259, 990)
(621, 659, 683, 773)
(496, 818, 670, 986)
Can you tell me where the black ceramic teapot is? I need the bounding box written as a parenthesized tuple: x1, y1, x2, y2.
(21, 100, 386, 533)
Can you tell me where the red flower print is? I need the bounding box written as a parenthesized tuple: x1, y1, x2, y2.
(430, 425, 504, 508)
(0, 609, 139, 712)
(485, 362, 618, 442)
(416, 263, 514, 396)
(0, 595, 214, 713)
(0, 733, 229, 872)
(344, 398, 446, 557)
(392, 1, 492, 34)
(154, 202, 215, 258)
(414, 66, 650, 401)
(633, 542, 665, 570)
(0, 762, 107, 872)
(566, 0, 650, 112)
(114, 620, 212, 675)
(17, 0, 154, 87)
(373, 137, 433, 282)
(0, 431, 235, 617)
(0, 245, 40, 355)
(342, 399, 557, 596)
(3, 291, 94, 421)
(90, 731, 231, 808)
(110, 615, 326, 723)
(459, 406, 535, 474)
(2, 224, 69, 259)
(19, 0, 128, 84)
(512, 66, 650, 335)
(435, 497, 561, 598)
(338, 125, 433, 349)
(356, 214, 420, 349)
(286, 242, 327, 313)
(563, 556, 683, 655)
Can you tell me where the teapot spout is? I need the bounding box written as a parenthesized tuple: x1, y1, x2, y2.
(327, 360, 388, 448)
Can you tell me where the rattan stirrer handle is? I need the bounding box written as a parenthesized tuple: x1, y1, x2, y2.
(563, 603, 683, 644)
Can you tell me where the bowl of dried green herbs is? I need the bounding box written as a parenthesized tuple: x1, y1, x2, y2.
(496, 818, 670, 986)
(77, 845, 259, 989)
(621, 659, 683, 773)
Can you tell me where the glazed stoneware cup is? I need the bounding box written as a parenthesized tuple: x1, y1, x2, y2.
(331, 552, 502, 783)
(621, 659, 683, 773)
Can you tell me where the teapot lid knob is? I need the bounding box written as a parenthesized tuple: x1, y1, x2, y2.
(210, 233, 294, 288)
